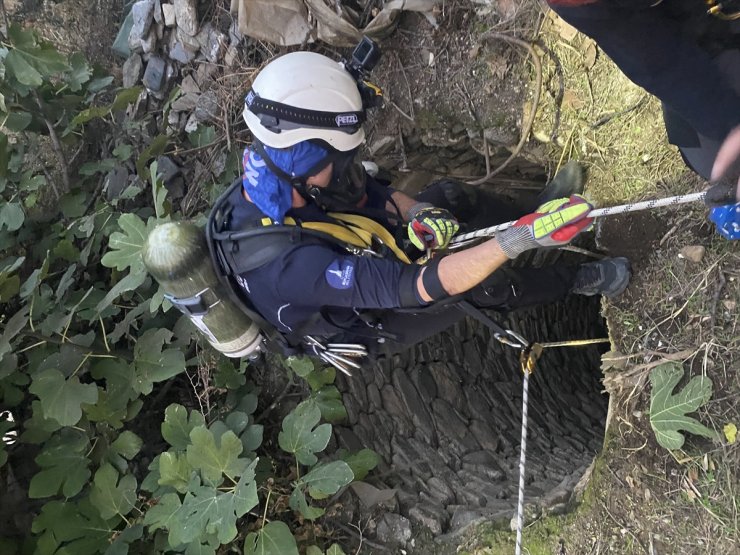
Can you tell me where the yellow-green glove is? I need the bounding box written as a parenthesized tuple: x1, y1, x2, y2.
(407, 205, 460, 251)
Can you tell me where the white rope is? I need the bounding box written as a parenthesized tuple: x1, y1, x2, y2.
(453, 190, 706, 553)
(450, 191, 707, 248)
(515, 371, 530, 555)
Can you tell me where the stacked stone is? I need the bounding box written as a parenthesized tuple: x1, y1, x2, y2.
(335, 292, 609, 544)
(122, 0, 241, 131)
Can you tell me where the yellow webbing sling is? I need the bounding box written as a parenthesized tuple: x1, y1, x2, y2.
(260, 212, 412, 264)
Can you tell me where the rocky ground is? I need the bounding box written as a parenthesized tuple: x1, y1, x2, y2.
(12, 0, 739, 554)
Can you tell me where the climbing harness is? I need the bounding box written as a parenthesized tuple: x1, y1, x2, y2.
(449, 191, 708, 248)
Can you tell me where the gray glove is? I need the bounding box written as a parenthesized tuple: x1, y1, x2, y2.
(496, 195, 594, 259)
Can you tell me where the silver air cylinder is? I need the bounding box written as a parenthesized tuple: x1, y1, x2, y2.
(142, 222, 262, 358)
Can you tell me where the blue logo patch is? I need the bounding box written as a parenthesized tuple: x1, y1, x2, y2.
(325, 259, 355, 290)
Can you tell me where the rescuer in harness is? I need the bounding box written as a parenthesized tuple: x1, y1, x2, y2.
(208, 42, 632, 368)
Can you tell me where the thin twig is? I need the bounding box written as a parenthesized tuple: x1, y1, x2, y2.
(255, 380, 295, 423)
(41, 166, 61, 201)
(483, 134, 491, 176)
(534, 39, 564, 142)
(388, 100, 414, 123)
(34, 91, 71, 193)
(0, 0, 9, 37)
(558, 245, 604, 259)
(598, 499, 648, 554)
(590, 95, 648, 129)
(333, 520, 391, 552)
(455, 81, 491, 174)
(167, 138, 224, 156)
(397, 123, 408, 172)
(81, 175, 106, 216)
(709, 270, 727, 328)
(223, 105, 232, 153)
(18, 331, 134, 362)
(186, 369, 206, 416)
(395, 52, 415, 120)
(466, 32, 543, 185)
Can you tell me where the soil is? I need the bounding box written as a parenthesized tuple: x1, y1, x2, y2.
(10, 0, 123, 63)
(597, 211, 669, 269)
(366, 8, 528, 151)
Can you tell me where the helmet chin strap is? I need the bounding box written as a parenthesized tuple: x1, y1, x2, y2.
(251, 141, 319, 206)
(252, 141, 362, 213)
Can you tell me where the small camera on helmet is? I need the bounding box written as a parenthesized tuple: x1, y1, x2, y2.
(350, 36, 381, 77)
(344, 37, 383, 109)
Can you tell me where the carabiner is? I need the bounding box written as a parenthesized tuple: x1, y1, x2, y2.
(494, 329, 528, 350)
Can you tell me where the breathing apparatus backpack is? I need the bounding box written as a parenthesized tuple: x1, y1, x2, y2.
(142, 178, 397, 372)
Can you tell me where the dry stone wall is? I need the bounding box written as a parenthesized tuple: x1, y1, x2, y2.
(334, 292, 608, 546)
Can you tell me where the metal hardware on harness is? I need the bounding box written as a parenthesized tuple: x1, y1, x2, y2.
(519, 342, 544, 375)
(458, 301, 530, 351)
(326, 343, 369, 357)
(704, 0, 740, 20)
(345, 243, 384, 259)
(361, 246, 384, 258)
(358, 234, 389, 258)
(495, 329, 528, 350)
(304, 335, 367, 376)
(165, 288, 212, 316)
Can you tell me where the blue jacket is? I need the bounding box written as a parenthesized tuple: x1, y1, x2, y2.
(225, 177, 425, 339)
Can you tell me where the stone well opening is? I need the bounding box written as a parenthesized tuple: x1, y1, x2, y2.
(334, 292, 609, 538)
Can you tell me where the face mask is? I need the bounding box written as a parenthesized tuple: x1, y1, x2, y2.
(307, 149, 367, 211)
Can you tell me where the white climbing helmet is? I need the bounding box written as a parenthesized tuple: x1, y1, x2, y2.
(243, 51, 366, 152)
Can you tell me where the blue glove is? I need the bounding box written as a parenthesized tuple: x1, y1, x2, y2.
(709, 203, 740, 240)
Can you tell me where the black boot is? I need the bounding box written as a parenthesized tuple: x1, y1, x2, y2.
(571, 257, 632, 298)
(534, 161, 586, 207)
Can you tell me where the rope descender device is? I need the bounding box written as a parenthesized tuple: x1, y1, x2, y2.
(519, 342, 544, 375)
(704, 0, 740, 20)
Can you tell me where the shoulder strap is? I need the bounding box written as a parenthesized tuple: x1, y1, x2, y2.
(326, 212, 412, 263)
(205, 180, 297, 353)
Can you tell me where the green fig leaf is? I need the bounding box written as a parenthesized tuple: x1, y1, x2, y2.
(300, 461, 354, 499)
(342, 449, 379, 481)
(176, 473, 257, 545)
(132, 329, 186, 395)
(89, 463, 137, 520)
(158, 451, 192, 493)
(101, 213, 151, 274)
(243, 521, 299, 555)
(278, 400, 331, 466)
(28, 430, 91, 498)
(649, 362, 718, 450)
(161, 403, 205, 450)
(29, 369, 98, 426)
(186, 426, 247, 484)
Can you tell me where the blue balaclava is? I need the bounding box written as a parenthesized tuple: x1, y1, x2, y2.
(241, 141, 329, 223)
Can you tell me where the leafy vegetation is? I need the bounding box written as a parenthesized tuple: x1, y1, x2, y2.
(0, 25, 374, 554)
